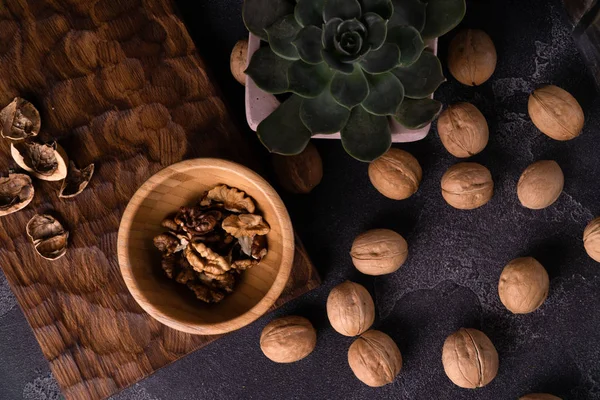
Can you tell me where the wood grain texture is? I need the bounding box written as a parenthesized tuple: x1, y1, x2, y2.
(0, 0, 320, 399)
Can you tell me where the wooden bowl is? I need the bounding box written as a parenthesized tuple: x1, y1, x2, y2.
(117, 158, 294, 335)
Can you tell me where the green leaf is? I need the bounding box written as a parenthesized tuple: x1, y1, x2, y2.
(362, 72, 404, 115)
(393, 97, 442, 129)
(363, 12, 387, 51)
(245, 47, 293, 93)
(337, 19, 367, 35)
(257, 95, 311, 155)
(294, 26, 324, 64)
(295, 0, 326, 27)
(330, 66, 369, 107)
(359, 0, 393, 19)
(322, 17, 343, 50)
(265, 15, 302, 60)
(322, 50, 354, 73)
(386, 26, 424, 66)
(243, 0, 296, 40)
(388, 0, 426, 32)
(336, 31, 363, 55)
(300, 90, 351, 133)
(421, 0, 466, 39)
(359, 43, 401, 74)
(392, 51, 445, 98)
(288, 61, 333, 97)
(341, 106, 391, 161)
(323, 0, 362, 21)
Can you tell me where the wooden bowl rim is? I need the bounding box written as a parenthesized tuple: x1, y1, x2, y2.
(117, 158, 294, 335)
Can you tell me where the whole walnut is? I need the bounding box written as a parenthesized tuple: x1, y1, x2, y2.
(528, 85, 584, 141)
(517, 160, 563, 210)
(520, 394, 562, 400)
(327, 281, 375, 336)
(272, 142, 323, 194)
(230, 39, 248, 85)
(583, 217, 600, 262)
(498, 257, 549, 314)
(260, 316, 316, 363)
(350, 229, 408, 276)
(368, 148, 422, 200)
(448, 29, 497, 86)
(437, 103, 489, 158)
(442, 328, 499, 389)
(348, 330, 402, 387)
(441, 162, 493, 209)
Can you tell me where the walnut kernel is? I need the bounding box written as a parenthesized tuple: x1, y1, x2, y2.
(0, 173, 34, 217)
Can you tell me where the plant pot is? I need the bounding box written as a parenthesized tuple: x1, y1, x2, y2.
(245, 33, 439, 143)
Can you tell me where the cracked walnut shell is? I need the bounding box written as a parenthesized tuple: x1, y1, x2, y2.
(260, 316, 317, 363)
(0, 173, 34, 217)
(369, 148, 422, 200)
(517, 160, 563, 210)
(448, 29, 497, 86)
(438, 103, 489, 158)
(348, 330, 402, 387)
(441, 162, 493, 209)
(583, 217, 600, 262)
(498, 257, 549, 314)
(59, 162, 94, 198)
(520, 394, 562, 400)
(442, 328, 498, 389)
(11, 140, 68, 181)
(327, 281, 375, 337)
(528, 85, 584, 141)
(0, 98, 40, 141)
(351, 229, 408, 276)
(26, 214, 69, 261)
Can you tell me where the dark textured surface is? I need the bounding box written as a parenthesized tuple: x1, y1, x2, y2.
(1, 0, 599, 399)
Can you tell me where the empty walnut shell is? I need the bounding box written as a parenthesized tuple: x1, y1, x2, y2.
(448, 29, 497, 86)
(517, 160, 563, 210)
(442, 328, 498, 389)
(583, 217, 600, 262)
(26, 214, 69, 261)
(11, 140, 68, 181)
(230, 39, 248, 86)
(0, 173, 34, 217)
(327, 281, 375, 336)
(498, 257, 549, 314)
(528, 85, 584, 141)
(260, 316, 317, 363)
(350, 229, 408, 276)
(59, 161, 94, 198)
(520, 394, 562, 400)
(441, 162, 494, 209)
(368, 148, 422, 200)
(437, 103, 489, 158)
(348, 330, 402, 387)
(0, 98, 41, 141)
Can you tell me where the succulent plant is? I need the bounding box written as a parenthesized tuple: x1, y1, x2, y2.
(243, 0, 465, 161)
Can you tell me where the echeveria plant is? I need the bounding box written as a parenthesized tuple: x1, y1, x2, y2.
(244, 0, 465, 161)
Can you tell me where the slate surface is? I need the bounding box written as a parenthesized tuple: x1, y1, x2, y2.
(1, 0, 599, 399)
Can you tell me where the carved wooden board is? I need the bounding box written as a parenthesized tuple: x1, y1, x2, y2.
(0, 1, 320, 399)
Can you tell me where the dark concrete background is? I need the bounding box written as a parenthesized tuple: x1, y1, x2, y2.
(1, 0, 600, 399)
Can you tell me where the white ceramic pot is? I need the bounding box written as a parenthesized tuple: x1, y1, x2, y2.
(245, 33, 439, 143)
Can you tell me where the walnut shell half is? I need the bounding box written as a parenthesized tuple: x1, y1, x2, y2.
(0, 173, 34, 217)
(59, 161, 94, 198)
(26, 214, 69, 261)
(11, 140, 68, 181)
(0, 98, 41, 141)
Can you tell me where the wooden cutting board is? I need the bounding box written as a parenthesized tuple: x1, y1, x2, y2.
(0, 1, 320, 399)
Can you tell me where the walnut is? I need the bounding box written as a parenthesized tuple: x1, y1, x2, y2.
(26, 214, 69, 261)
(59, 161, 94, 199)
(175, 207, 224, 235)
(441, 162, 493, 209)
(517, 160, 563, 210)
(327, 281, 375, 336)
(187, 282, 225, 303)
(203, 185, 255, 213)
(272, 142, 323, 194)
(188, 241, 231, 275)
(583, 217, 600, 262)
(348, 330, 402, 387)
(368, 148, 422, 200)
(175, 268, 196, 284)
(161, 216, 180, 231)
(520, 394, 562, 400)
(448, 29, 497, 86)
(350, 229, 408, 276)
(437, 103, 489, 158)
(442, 328, 498, 388)
(153, 232, 186, 255)
(528, 85, 584, 141)
(232, 258, 259, 270)
(0, 173, 34, 217)
(230, 39, 248, 85)
(0, 98, 40, 141)
(251, 234, 268, 260)
(260, 316, 317, 363)
(11, 140, 68, 181)
(498, 257, 549, 314)
(222, 214, 270, 237)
